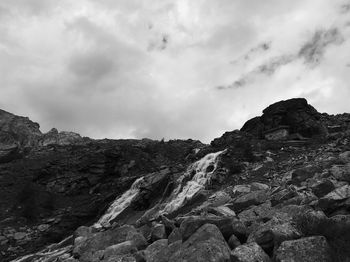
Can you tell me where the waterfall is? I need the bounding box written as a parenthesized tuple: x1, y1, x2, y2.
(94, 176, 145, 228)
(162, 150, 225, 214)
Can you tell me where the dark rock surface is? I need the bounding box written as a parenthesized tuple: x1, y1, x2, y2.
(241, 98, 328, 139)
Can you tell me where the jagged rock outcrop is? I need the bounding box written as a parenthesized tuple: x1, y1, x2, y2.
(40, 128, 84, 146)
(241, 98, 328, 139)
(0, 109, 42, 162)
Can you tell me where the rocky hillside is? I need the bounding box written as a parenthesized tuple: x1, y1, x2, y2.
(1, 98, 350, 262)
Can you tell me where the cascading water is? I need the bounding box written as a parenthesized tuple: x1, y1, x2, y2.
(94, 176, 145, 228)
(162, 150, 226, 214)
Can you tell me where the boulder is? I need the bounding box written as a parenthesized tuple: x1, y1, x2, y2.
(318, 185, 350, 211)
(73, 225, 147, 262)
(290, 166, 320, 185)
(238, 202, 273, 226)
(144, 239, 169, 262)
(311, 179, 335, 198)
(329, 164, 350, 182)
(274, 236, 332, 262)
(103, 241, 137, 260)
(179, 216, 239, 241)
(150, 224, 167, 242)
(169, 224, 231, 262)
(247, 217, 301, 253)
(339, 151, 350, 162)
(228, 234, 241, 250)
(168, 228, 182, 244)
(230, 242, 271, 262)
(231, 190, 269, 212)
(271, 188, 298, 206)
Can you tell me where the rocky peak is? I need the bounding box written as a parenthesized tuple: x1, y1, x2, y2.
(40, 128, 84, 146)
(241, 98, 328, 139)
(0, 109, 42, 162)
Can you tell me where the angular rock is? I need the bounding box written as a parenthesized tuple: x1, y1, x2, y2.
(318, 185, 350, 211)
(329, 164, 350, 182)
(232, 190, 269, 213)
(339, 151, 350, 163)
(103, 241, 137, 260)
(73, 225, 147, 262)
(168, 228, 182, 244)
(274, 236, 332, 262)
(311, 179, 335, 198)
(169, 224, 231, 262)
(179, 216, 242, 241)
(238, 202, 273, 226)
(291, 166, 320, 185)
(143, 239, 169, 262)
(150, 224, 167, 242)
(228, 234, 241, 250)
(230, 242, 271, 262)
(247, 217, 301, 253)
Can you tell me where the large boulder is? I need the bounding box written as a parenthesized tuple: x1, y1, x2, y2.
(318, 185, 350, 212)
(231, 190, 269, 213)
(179, 216, 243, 241)
(73, 225, 147, 262)
(274, 236, 332, 262)
(230, 242, 271, 262)
(169, 223, 231, 262)
(241, 98, 328, 138)
(247, 217, 301, 253)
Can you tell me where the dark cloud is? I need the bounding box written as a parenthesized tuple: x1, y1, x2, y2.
(256, 55, 295, 75)
(218, 27, 345, 91)
(231, 42, 271, 64)
(340, 3, 350, 13)
(147, 34, 169, 51)
(68, 52, 115, 82)
(298, 28, 344, 66)
(217, 55, 296, 90)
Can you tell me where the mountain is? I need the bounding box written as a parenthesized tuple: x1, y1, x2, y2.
(1, 98, 350, 262)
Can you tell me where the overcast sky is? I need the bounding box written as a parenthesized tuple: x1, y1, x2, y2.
(0, 0, 350, 142)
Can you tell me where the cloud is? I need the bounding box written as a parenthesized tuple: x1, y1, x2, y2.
(217, 26, 345, 90)
(298, 28, 344, 66)
(0, 0, 350, 143)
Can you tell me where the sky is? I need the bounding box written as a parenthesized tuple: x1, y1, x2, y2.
(0, 0, 350, 143)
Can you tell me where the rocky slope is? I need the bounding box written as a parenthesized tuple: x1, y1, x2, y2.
(1, 98, 350, 262)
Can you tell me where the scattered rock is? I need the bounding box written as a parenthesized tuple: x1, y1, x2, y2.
(228, 234, 241, 250)
(169, 224, 231, 262)
(232, 190, 269, 212)
(274, 236, 332, 262)
(150, 224, 167, 242)
(103, 241, 137, 260)
(230, 242, 271, 262)
(311, 179, 335, 197)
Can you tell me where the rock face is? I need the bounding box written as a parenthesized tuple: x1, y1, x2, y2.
(0, 109, 42, 162)
(241, 98, 328, 139)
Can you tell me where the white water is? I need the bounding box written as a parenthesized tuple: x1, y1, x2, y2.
(162, 150, 225, 214)
(11, 236, 73, 262)
(94, 176, 145, 228)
